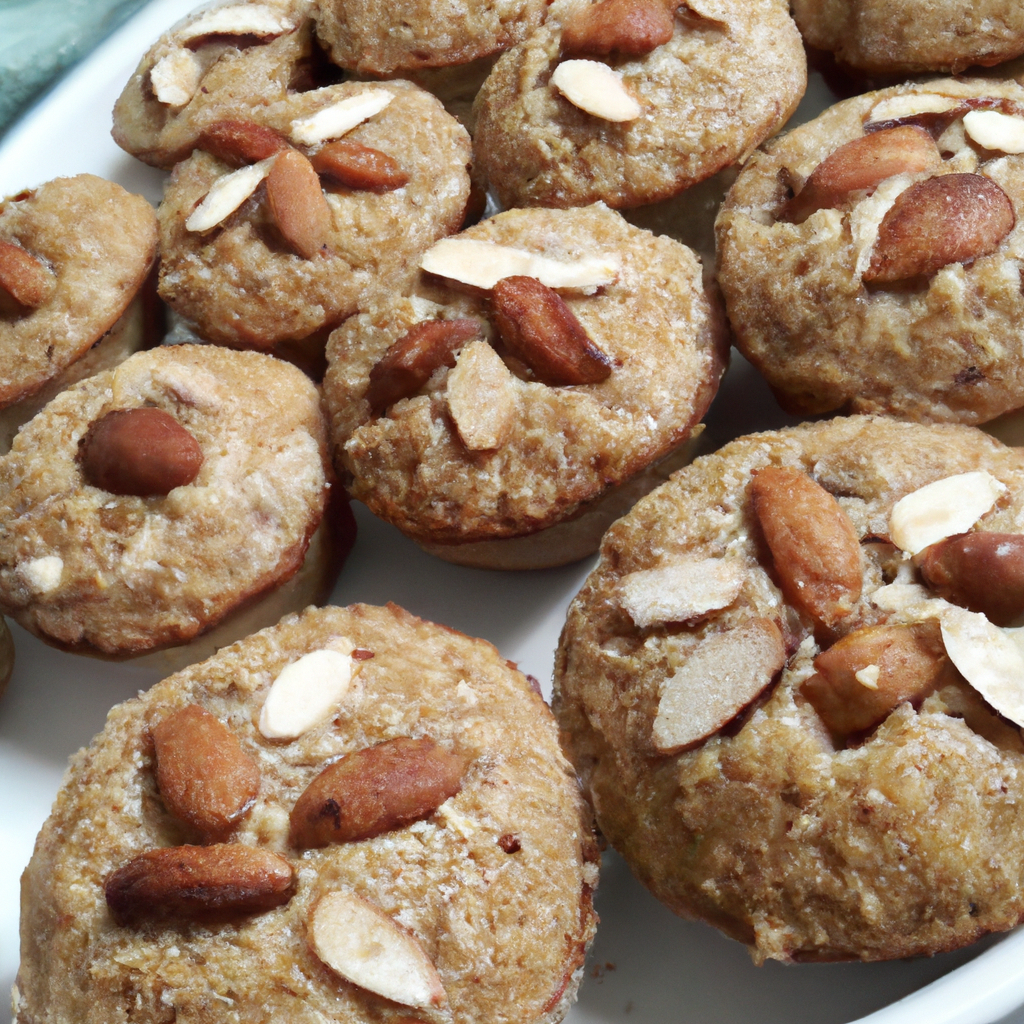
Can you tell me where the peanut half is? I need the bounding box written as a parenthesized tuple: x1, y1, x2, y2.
(289, 736, 468, 849)
(105, 844, 295, 925)
(865, 172, 1015, 284)
(750, 466, 862, 629)
(79, 407, 204, 497)
(152, 705, 260, 841)
(266, 148, 333, 260)
(561, 0, 675, 58)
(0, 237, 55, 312)
(492, 275, 612, 386)
(780, 126, 941, 225)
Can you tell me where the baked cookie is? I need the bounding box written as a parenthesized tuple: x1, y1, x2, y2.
(717, 78, 1024, 424)
(157, 80, 472, 350)
(555, 414, 1024, 963)
(0, 175, 160, 453)
(0, 344, 345, 660)
(323, 203, 727, 569)
(111, 0, 337, 169)
(315, 0, 549, 75)
(15, 602, 598, 1024)
(471, 0, 806, 209)
(792, 0, 1024, 75)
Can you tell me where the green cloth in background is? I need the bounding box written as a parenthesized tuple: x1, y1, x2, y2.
(0, 0, 150, 134)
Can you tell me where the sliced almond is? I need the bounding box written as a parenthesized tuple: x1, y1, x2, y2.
(150, 49, 202, 107)
(780, 126, 941, 225)
(289, 736, 468, 848)
(492, 275, 612, 386)
(309, 140, 409, 192)
(864, 173, 1015, 284)
(290, 89, 393, 147)
(176, 4, 294, 44)
(185, 156, 275, 232)
(940, 604, 1024, 727)
(309, 889, 447, 1008)
(420, 237, 620, 291)
(0, 238, 55, 310)
(266, 148, 333, 259)
(963, 109, 1024, 154)
(868, 94, 961, 124)
(750, 467, 862, 629)
(105, 844, 295, 925)
(550, 59, 642, 123)
(259, 645, 355, 740)
(561, 0, 675, 58)
(888, 471, 1006, 555)
(153, 705, 260, 841)
(619, 557, 746, 628)
(197, 119, 290, 165)
(801, 621, 951, 736)
(446, 340, 519, 450)
(652, 617, 786, 753)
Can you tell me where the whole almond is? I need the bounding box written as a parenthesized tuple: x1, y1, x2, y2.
(0, 237, 55, 311)
(366, 318, 481, 416)
(266, 148, 333, 260)
(197, 119, 291, 166)
(492, 275, 612, 386)
(917, 532, 1024, 626)
(750, 466, 862, 629)
(780, 126, 941, 224)
(802, 620, 954, 737)
(309, 140, 409, 192)
(864, 172, 1015, 283)
(153, 705, 260, 841)
(80, 407, 204, 497)
(561, 0, 675, 58)
(289, 736, 468, 849)
(105, 844, 295, 925)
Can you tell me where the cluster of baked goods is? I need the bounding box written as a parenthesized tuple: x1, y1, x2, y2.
(9, 0, 1024, 1018)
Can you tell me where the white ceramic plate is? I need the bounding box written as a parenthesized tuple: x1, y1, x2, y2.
(2, 4, 1024, 1022)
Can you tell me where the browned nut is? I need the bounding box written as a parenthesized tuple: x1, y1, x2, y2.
(152, 705, 261, 841)
(750, 466, 862, 629)
(80, 407, 204, 497)
(491, 275, 612, 387)
(561, 0, 675, 58)
(916, 532, 1024, 626)
(266, 148, 333, 260)
(0, 237, 55, 311)
(289, 736, 468, 849)
(196, 119, 291, 166)
(366, 318, 481, 416)
(780, 126, 941, 225)
(864, 172, 1015, 283)
(104, 844, 295, 925)
(309, 140, 409, 192)
(801, 620, 952, 737)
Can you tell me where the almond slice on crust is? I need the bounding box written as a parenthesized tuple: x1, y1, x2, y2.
(258, 644, 356, 740)
(447, 340, 519, 451)
(551, 59, 642, 122)
(619, 558, 746, 627)
(290, 90, 394, 147)
(185, 156, 276, 232)
(150, 49, 202, 107)
(176, 4, 294, 44)
(963, 110, 1024, 154)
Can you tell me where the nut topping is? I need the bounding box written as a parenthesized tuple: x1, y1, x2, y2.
(308, 889, 447, 1008)
(492, 275, 612, 386)
(258, 646, 356, 741)
(550, 60, 642, 123)
(266, 149, 333, 259)
(561, 0, 675, 58)
(309, 140, 409, 192)
(652, 617, 786, 753)
(290, 90, 394, 147)
(80, 408, 204, 497)
(619, 557, 746, 627)
(0, 238, 55, 311)
(175, 4, 294, 45)
(197, 119, 290, 166)
(149, 50, 202, 107)
(963, 110, 1024, 154)
(105, 844, 295, 925)
(289, 736, 468, 849)
(750, 466, 862, 629)
(185, 156, 275, 232)
(153, 705, 260, 841)
(864, 173, 1015, 284)
(917, 532, 1024, 626)
(366, 318, 481, 416)
(801, 621, 952, 737)
(446, 339, 519, 450)
(780, 126, 941, 224)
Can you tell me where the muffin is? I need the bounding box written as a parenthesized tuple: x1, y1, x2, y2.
(555, 414, 1024, 963)
(323, 202, 727, 569)
(15, 602, 599, 1024)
